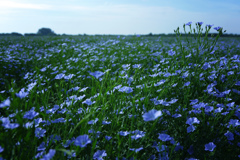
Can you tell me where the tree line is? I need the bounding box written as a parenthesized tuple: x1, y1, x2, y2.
(0, 28, 56, 37)
(0, 28, 240, 37)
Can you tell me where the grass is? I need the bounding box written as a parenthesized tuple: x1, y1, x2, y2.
(0, 23, 240, 160)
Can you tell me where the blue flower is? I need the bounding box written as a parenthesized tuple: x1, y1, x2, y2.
(202, 62, 211, 70)
(51, 118, 66, 123)
(174, 142, 183, 152)
(102, 121, 111, 125)
(105, 136, 112, 141)
(142, 109, 162, 122)
(0, 98, 10, 108)
(15, 88, 29, 99)
(37, 142, 46, 151)
(228, 119, 240, 127)
(168, 50, 176, 56)
(1, 117, 19, 129)
(186, 22, 192, 26)
(55, 73, 65, 79)
(119, 131, 130, 136)
(168, 98, 178, 104)
(40, 149, 56, 160)
(88, 118, 99, 125)
(89, 71, 105, 79)
(214, 26, 222, 31)
(35, 127, 46, 139)
(206, 24, 214, 28)
(205, 106, 214, 112)
(23, 108, 39, 120)
(187, 125, 196, 133)
(214, 107, 223, 113)
(152, 142, 168, 152)
(129, 147, 143, 153)
(186, 117, 200, 125)
(158, 133, 172, 141)
(148, 155, 156, 160)
(93, 150, 107, 160)
(64, 74, 75, 80)
(197, 22, 203, 26)
(205, 142, 216, 152)
(224, 131, 234, 141)
(40, 67, 47, 72)
(184, 81, 190, 87)
(187, 145, 194, 155)
(131, 131, 145, 140)
(235, 81, 240, 86)
(154, 79, 166, 86)
(172, 113, 182, 118)
(118, 86, 133, 93)
(74, 135, 91, 148)
(82, 99, 95, 105)
(226, 102, 235, 108)
(190, 99, 198, 105)
(0, 146, 4, 153)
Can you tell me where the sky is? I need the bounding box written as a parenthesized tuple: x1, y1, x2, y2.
(0, 0, 240, 35)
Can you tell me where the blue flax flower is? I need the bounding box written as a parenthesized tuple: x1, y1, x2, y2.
(152, 141, 168, 152)
(40, 149, 56, 160)
(172, 113, 182, 118)
(35, 127, 46, 139)
(82, 99, 95, 105)
(89, 71, 105, 79)
(102, 121, 111, 125)
(206, 24, 214, 28)
(205, 106, 214, 112)
(131, 131, 145, 140)
(119, 131, 130, 136)
(187, 145, 194, 155)
(129, 147, 143, 153)
(205, 142, 216, 152)
(202, 62, 211, 70)
(190, 99, 198, 105)
(197, 22, 203, 26)
(15, 88, 29, 99)
(154, 79, 166, 87)
(235, 81, 240, 86)
(1, 117, 19, 129)
(93, 150, 107, 160)
(105, 136, 112, 141)
(55, 73, 65, 79)
(187, 125, 196, 133)
(0, 98, 10, 108)
(0, 146, 4, 153)
(74, 135, 91, 148)
(88, 118, 99, 124)
(186, 22, 192, 26)
(158, 133, 172, 141)
(37, 142, 46, 151)
(228, 119, 240, 128)
(118, 86, 133, 93)
(224, 131, 234, 141)
(214, 26, 222, 31)
(186, 117, 200, 125)
(142, 109, 162, 122)
(23, 108, 39, 120)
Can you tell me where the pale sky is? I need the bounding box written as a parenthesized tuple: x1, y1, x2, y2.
(0, 0, 240, 35)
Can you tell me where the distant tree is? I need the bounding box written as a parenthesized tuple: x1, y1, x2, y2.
(24, 33, 38, 36)
(148, 32, 153, 36)
(37, 28, 56, 36)
(11, 32, 23, 36)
